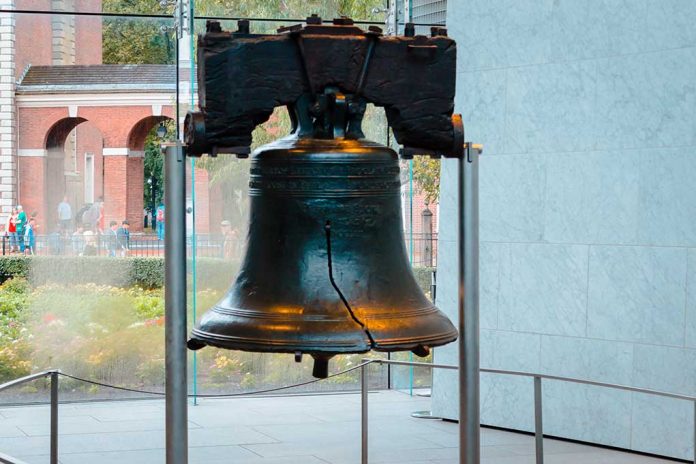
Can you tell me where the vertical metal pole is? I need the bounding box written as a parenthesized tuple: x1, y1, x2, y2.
(534, 376, 544, 464)
(692, 400, 695, 464)
(361, 363, 368, 464)
(165, 143, 188, 464)
(50, 371, 58, 464)
(459, 144, 480, 463)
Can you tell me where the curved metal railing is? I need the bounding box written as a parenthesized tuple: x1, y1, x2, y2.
(360, 359, 696, 464)
(0, 370, 59, 464)
(1, 363, 694, 464)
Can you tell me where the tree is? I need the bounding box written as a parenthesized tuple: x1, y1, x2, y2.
(412, 157, 440, 205)
(102, 0, 174, 65)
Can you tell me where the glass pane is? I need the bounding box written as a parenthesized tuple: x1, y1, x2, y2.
(0, 10, 176, 404)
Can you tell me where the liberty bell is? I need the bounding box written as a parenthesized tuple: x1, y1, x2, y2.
(185, 16, 465, 378)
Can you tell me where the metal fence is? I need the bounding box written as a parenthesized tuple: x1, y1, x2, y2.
(1, 233, 438, 265)
(360, 359, 696, 464)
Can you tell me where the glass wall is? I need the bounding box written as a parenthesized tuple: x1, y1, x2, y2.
(0, 1, 442, 405)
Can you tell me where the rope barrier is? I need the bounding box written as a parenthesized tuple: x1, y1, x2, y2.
(57, 360, 373, 398)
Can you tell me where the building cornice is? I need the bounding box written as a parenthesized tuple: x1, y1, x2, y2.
(15, 92, 190, 108)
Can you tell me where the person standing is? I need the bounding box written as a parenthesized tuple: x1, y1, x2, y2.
(156, 203, 165, 240)
(4, 208, 17, 253)
(72, 224, 85, 255)
(15, 205, 27, 253)
(107, 220, 119, 257)
(97, 197, 105, 234)
(116, 220, 130, 257)
(57, 196, 72, 233)
(23, 217, 36, 255)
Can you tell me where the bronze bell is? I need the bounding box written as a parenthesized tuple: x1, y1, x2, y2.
(186, 18, 462, 378)
(188, 135, 458, 377)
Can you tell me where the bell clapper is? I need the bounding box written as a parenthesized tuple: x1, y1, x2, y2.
(311, 355, 332, 379)
(412, 345, 430, 357)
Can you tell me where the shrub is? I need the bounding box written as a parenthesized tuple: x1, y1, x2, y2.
(0, 256, 237, 290)
(0, 256, 435, 294)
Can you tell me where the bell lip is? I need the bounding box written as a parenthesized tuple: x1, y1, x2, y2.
(188, 327, 458, 355)
(188, 327, 371, 354)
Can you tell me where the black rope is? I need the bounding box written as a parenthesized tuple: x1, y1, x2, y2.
(324, 221, 376, 348)
(57, 361, 371, 398)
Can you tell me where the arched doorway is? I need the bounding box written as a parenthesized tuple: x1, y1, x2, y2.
(44, 117, 104, 230)
(126, 116, 174, 232)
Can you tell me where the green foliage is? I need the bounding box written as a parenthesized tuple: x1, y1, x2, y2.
(412, 157, 441, 205)
(102, 0, 174, 65)
(143, 121, 176, 210)
(0, 256, 240, 291)
(0, 256, 29, 281)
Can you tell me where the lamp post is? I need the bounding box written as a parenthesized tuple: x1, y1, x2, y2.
(148, 177, 157, 232)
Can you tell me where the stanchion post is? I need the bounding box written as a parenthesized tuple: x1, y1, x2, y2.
(164, 142, 188, 464)
(361, 363, 368, 464)
(459, 143, 481, 463)
(50, 371, 58, 464)
(534, 376, 544, 464)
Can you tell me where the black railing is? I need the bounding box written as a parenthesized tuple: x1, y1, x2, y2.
(1, 232, 438, 265)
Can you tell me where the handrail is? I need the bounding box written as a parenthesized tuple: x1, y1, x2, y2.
(0, 370, 59, 464)
(0, 370, 58, 393)
(0, 452, 29, 464)
(365, 359, 696, 402)
(360, 358, 696, 464)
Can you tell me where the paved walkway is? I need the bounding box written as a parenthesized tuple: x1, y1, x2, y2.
(0, 391, 680, 463)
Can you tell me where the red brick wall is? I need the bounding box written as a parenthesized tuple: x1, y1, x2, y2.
(187, 167, 210, 233)
(102, 155, 126, 227)
(74, 0, 102, 65)
(14, 0, 53, 79)
(78, 106, 152, 148)
(18, 156, 46, 226)
(17, 107, 69, 149)
(126, 156, 143, 231)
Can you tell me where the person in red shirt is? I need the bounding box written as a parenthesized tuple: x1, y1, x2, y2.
(4, 208, 18, 253)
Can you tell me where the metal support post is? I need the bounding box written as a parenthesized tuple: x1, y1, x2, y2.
(361, 364, 368, 464)
(459, 143, 480, 463)
(693, 400, 695, 464)
(534, 376, 544, 464)
(165, 142, 188, 464)
(50, 371, 58, 464)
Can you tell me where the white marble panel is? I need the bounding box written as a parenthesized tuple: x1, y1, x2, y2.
(549, 0, 647, 61)
(498, 243, 589, 336)
(543, 381, 633, 448)
(540, 335, 633, 385)
(480, 154, 546, 242)
(505, 60, 597, 154)
(595, 48, 696, 150)
(543, 150, 640, 245)
(638, 148, 696, 247)
(447, 1, 507, 72)
(631, 393, 694, 460)
(456, 69, 506, 155)
(436, 158, 458, 243)
(481, 329, 541, 372)
(632, 344, 696, 396)
(447, 0, 553, 72)
(480, 242, 509, 330)
(587, 245, 687, 345)
(644, 0, 696, 51)
(480, 374, 535, 432)
(687, 249, 696, 349)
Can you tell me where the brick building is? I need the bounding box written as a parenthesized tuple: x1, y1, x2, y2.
(0, 0, 212, 233)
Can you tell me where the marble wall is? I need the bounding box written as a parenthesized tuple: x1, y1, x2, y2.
(431, 0, 696, 459)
